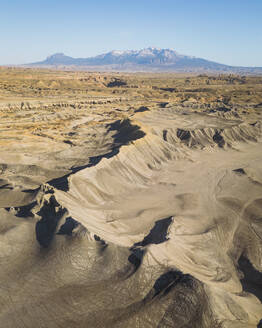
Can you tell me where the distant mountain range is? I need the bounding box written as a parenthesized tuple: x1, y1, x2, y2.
(26, 48, 262, 73)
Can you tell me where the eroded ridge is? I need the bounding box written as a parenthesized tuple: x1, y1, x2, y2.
(1, 71, 262, 328)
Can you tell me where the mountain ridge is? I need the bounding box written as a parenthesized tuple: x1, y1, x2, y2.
(26, 48, 262, 73)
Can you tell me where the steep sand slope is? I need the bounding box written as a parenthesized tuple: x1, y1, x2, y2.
(0, 106, 262, 327)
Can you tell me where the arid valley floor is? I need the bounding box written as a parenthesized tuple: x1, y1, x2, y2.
(0, 67, 262, 327)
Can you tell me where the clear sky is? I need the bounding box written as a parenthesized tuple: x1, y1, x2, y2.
(0, 0, 261, 66)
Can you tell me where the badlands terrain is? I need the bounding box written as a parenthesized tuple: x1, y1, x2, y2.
(0, 67, 262, 328)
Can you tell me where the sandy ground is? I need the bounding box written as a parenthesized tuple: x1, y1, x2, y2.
(0, 70, 262, 327)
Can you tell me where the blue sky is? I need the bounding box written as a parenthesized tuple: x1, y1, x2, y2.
(0, 0, 261, 66)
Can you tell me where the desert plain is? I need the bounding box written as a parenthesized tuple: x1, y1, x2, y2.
(0, 67, 262, 327)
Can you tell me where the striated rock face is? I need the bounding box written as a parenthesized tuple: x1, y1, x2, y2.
(0, 70, 262, 327)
